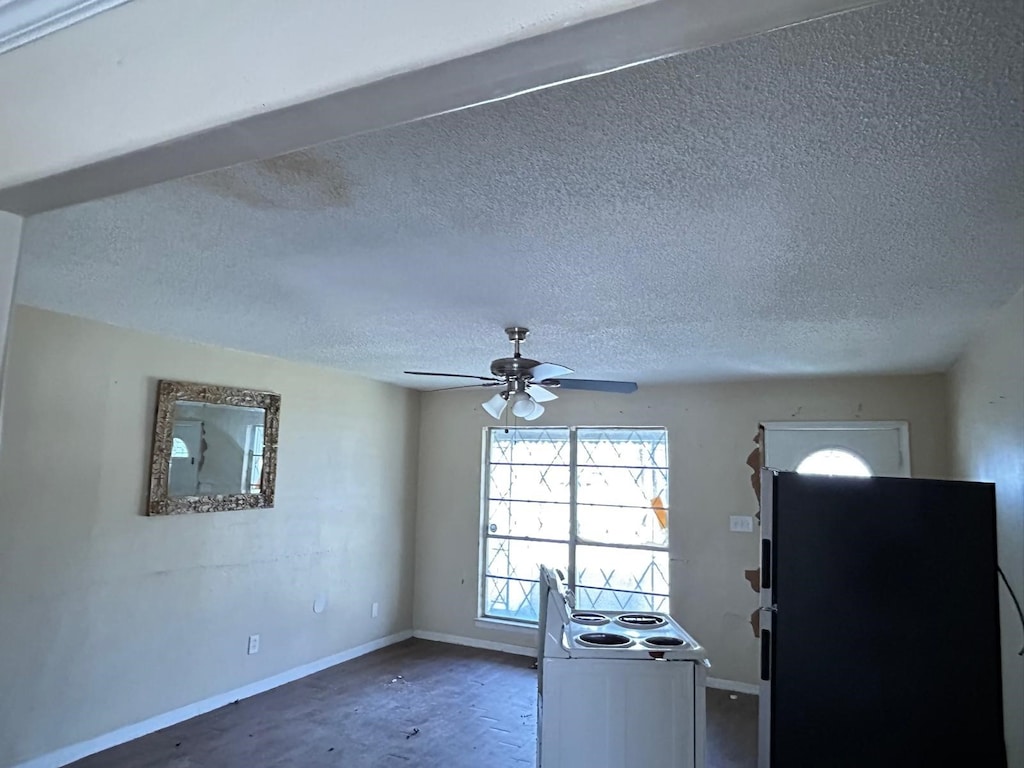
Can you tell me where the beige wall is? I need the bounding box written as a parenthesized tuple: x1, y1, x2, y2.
(0, 306, 420, 767)
(413, 373, 949, 685)
(949, 288, 1024, 768)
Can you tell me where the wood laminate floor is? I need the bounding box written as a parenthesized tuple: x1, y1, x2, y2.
(68, 639, 757, 768)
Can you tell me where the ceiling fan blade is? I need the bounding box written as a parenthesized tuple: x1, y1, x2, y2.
(541, 378, 638, 394)
(429, 382, 503, 392)
(527, 362, 574, 381)
(527, 384, 558, 402)
(404, 370, 501, 382)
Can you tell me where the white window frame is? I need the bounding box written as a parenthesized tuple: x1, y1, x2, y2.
(242, 423, 265, 493)
(478, 425, 670, 626)
(170, 437, 190, 458)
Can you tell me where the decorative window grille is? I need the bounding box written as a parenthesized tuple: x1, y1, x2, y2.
(482, 427, 669, 624)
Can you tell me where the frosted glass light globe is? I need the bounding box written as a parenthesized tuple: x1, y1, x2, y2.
(510, 391, 534, 417)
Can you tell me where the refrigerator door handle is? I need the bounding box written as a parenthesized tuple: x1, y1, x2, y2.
(761, 539, 772, 589)
(760, 628, 772, 681)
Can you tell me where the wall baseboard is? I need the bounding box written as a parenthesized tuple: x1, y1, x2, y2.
(706, 677, 760, 696)
(12, 630, 413, 768)
(413, 629, 536, 658)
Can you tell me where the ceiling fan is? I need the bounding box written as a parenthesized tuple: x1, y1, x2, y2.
(404, 327, 638, 421)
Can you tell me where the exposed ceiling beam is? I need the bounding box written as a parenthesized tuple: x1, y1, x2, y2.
(0, 0, 131, 55)
(0, 0, 881, 215)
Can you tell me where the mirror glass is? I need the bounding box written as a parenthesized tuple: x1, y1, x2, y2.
(169, 401, 267, 497)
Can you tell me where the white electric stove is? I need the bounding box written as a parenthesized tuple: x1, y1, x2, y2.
(537, 565, 710, 768)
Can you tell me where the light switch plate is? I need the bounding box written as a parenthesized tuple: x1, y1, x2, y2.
(729, 515, 754, 532)
(247, 634, 260, 654)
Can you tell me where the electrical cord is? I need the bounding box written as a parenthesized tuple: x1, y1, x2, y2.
(996, 565, 1024, 656)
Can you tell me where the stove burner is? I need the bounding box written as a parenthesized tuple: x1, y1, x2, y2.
(570, 611, 610, 626)
(576, 632, 634, 648)
(641, 636, 687, 648)
(614, 613, 668, 629)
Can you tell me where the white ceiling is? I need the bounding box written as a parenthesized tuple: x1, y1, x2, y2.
(17, 0, 1024, 389)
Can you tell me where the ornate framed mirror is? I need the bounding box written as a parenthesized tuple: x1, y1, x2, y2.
(147, 380, 281, 515)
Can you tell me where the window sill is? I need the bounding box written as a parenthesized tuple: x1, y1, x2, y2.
(475, 617, 539, 635)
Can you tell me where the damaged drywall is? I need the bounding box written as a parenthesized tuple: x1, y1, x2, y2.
(743, 427, 765, 638)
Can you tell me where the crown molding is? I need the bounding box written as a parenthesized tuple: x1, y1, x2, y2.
(0, 0, 132, 55)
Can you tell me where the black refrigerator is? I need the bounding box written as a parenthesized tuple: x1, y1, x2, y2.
(758, 470, 1007, 768)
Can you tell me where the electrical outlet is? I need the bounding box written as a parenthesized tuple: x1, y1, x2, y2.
(371, 602, 379, 618)
(729, 515, 754, 533)
(247, 634, 260, 655)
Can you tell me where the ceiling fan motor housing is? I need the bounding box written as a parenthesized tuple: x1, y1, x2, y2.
(490, 356, 541, 379)
(491, 326, 539, 380)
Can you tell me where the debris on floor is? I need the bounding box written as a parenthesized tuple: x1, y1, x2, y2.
(406, 728, 420, 739)
(388, 675, 405, 684)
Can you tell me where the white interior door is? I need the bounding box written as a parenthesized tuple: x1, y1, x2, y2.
(169, 420, 201, 495)
(762, 421, 909, 477)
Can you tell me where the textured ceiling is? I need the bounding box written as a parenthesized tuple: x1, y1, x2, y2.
(17, 0, 1024, 389)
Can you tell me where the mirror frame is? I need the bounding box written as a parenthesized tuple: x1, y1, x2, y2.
(148, 380, 281, 516)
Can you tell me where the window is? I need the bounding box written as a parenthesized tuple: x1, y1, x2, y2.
(482, 427, 669, 624)
(170, 437, 190, 458)
(245, 425, 265, 493)
(762, 421, 909, 478)
(796, 448, 871, 477)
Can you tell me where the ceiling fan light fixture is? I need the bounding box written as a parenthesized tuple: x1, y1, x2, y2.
(523, 401, 545, 421)
(406, 327, 637, 420)
(510, 391, 535, 418)
(482, 392, 507, 419)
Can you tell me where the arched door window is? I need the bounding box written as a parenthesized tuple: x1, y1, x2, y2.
(171, 437, 190, 458)
(762, 421, 908, 478)
(796, 448, 872, 477)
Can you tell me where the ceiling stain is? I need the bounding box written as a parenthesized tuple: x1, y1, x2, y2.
(189, 172, 274, 210)
(189, 150, 350, 210)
